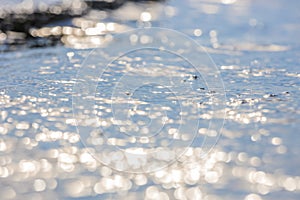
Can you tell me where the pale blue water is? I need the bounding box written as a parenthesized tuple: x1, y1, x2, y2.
(0, 0, 300, 199)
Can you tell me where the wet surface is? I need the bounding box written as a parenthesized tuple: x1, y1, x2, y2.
(1, 0, 300, 199)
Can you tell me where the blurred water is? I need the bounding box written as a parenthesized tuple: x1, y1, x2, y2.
(0, 0, 300, 200)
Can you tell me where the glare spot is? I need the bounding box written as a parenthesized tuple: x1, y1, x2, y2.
(168, 128, 178, 135)
(94, 182, 103, 194)
(106, 23, 115, 31)
(158, 192, 169, 200)
(0, 126, 7, 135)
(140, 35, 151, 44)
(250, 157, 261, 167)
(251, 134, 261, 142)
(66, 118, 76, 125)
(80, 152, 94, 164)
(19, 160, 37, 173)
(67, 52, 74, 57)
(174, 187, 185, 199)
(100, 166, 112, 177)
(276, 145, 287, 154)
(221, 0, 237, 4)
(145, 186, 159, 199)
(134, 174, 147, 186)
(245, 194, 262, 200)
(186, 187, 202, 200)
(0, 167, 9, 178)
(283, 177, 297, 191)
(209, 30, 217, 38)
(141, 12, 152, 22)
(205, 171, 219, 183)
(164, 6, 176, 17)
(171, 169, 182, 182)
(0, 139, 7, 151)
(140, 137, 150, 144)
(193, 29, 202, 37)
(34, 179, 46, 192)
(238, 152, 248, 162)
(48, 179, 58, 190)
(16, 122, 30, 130)
(0, 32, 7, 41)
(102, 177, 114, 191)
(65, 180, 84, 197)
(271, 137, 282, 145)
(130, 34, 138, 44)
(258, 185, 270, 195)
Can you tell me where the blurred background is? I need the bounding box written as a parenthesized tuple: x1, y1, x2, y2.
(1, 0, 299, 50)
(0, 0, 300, 200)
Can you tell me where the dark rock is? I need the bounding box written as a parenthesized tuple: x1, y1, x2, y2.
(85, 0, 127, 10)
(0, 0, 165, 50)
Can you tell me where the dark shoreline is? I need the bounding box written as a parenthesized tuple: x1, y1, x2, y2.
(0, 0, 164, 51)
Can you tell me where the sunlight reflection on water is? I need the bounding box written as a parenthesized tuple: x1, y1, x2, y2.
(0, 0, 300, 199)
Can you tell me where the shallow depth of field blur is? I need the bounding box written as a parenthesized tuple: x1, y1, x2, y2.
(0, 0, 300, 200)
